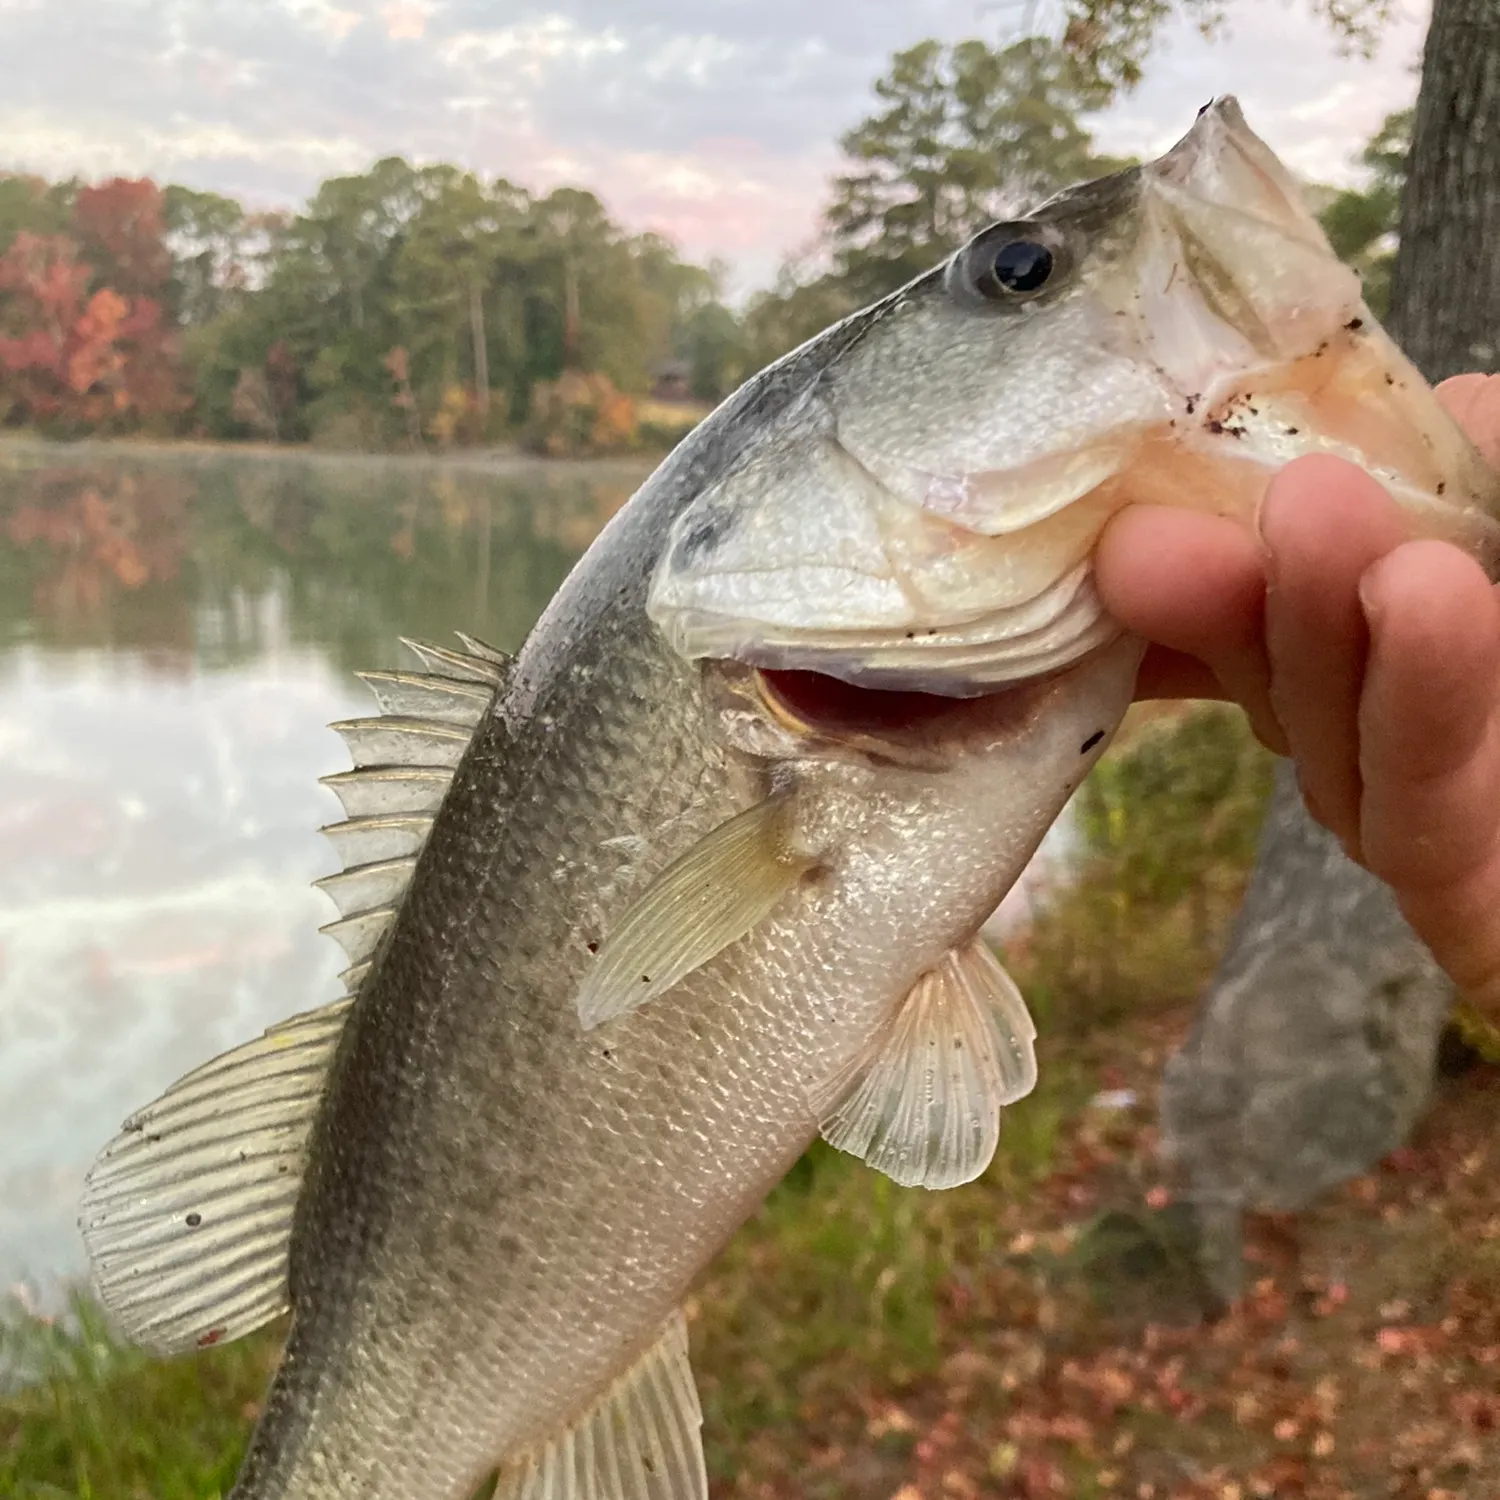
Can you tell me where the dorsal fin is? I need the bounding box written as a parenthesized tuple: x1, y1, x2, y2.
(319, 635, 510, 993)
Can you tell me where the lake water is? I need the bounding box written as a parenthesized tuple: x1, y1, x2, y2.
(0, 440, 1067, 1302)
(0, 441, 654, 1299)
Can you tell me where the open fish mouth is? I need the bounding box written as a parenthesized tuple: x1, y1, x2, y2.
(650, 98, 1500, 698)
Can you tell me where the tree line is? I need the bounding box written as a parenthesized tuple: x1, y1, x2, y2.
(0, 34, 1408, 456)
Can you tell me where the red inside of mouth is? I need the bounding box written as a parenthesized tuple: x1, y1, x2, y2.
(758, 668, 977, 737)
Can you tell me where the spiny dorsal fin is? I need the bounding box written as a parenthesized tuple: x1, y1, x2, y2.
(495, 1309, 707, 1500)
(318, 635, 511, 993)
(78, 634, 513, 1356)
(79, 996, 351, 1355)
(814, 937, 1038, 1190)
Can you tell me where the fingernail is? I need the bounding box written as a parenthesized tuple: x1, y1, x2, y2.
(1357, 570, 1384, 630)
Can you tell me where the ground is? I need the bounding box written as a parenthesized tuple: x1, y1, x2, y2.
(690, 1008, 1500, 1500)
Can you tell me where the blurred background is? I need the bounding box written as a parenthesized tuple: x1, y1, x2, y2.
(1, 1, 1497, 1497)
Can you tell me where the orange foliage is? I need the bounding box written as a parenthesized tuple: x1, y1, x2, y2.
(0, 179, 185, 428)
(525, 370, 638, 456)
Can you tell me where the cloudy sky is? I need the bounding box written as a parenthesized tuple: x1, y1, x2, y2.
(0, 0, 1430, 293)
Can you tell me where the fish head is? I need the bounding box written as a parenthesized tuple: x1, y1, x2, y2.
(650, 98, 1500, 699)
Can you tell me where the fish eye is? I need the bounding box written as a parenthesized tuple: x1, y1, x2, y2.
(948, 223, 1067, 307)
(982, 240, 1054, 297)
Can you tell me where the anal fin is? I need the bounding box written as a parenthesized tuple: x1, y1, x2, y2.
(496, 1310, 706, 1500)
(79, 996, 350, 1354)
(815, 937, 1038, 1190)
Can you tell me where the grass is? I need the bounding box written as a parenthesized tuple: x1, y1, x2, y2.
(0, 1297, 281, 1499)
(7, 706, 1498, 1498)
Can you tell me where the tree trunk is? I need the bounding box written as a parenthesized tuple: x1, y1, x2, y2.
(469, 276, 491, 420)
(1385, 0, 1500, 378)
(1160, 0, 1500, 1304)
(562, 254, 580, 365)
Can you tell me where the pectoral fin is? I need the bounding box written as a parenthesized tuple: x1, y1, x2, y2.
(815, 937, 1037, 1190)
(495, 1310, 706, 1500)
(576, 793, 813, 1030)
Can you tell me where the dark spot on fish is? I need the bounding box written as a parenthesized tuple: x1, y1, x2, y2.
(602, 1048, 613, 1060)
(1080, 730, 1105, 754)
(643, 1456, 657, 1475)
(185, 1211, 202, 1228)
(674, 504, 739, 567)
(585, 940, 598, 954)
(1438, 481, 1447, 495)
(1315, 341, 1329, 356)
(1344, 316, 1364, 332)
(1285, 427, 1300, 436)
(196, 1328, 225, 1348)
(1186, 394, 1199, 415)
(1249, 405, 1260, 416)
(904, 631, 915, 639)
(641, 974, 650, 984)
(1206, 419, 1225, 435)
(1384, 373, 1395, 386)
(954, 1037, 964, 1050)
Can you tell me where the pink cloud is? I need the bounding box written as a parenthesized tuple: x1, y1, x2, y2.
(381, 2, 428, 42)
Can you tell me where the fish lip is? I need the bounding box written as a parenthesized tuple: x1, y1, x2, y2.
(655, 574, 1123, 700)
(740, 641, 1130, 768)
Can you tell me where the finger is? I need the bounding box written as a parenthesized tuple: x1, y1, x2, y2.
(1258, 456, 1410, 852)
(1397, 843, 1500, 1023)
(1357, 540, 1500, 891)
(1436, 373, 1500, 469)
(1094, 505, 1284, 748)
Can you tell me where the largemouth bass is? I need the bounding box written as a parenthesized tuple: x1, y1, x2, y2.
(80, 100, 1500, 1500)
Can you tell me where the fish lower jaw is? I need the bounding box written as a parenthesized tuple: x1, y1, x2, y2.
(699, 637, 1136, 776)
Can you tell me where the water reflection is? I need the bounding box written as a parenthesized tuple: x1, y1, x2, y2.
(0, 442, 651, 1295)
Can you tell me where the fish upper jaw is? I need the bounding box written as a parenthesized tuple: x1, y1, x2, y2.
(1094, 97, 1500, 551)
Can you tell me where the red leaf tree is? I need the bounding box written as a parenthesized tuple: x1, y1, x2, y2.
(0, 178, 185, 430)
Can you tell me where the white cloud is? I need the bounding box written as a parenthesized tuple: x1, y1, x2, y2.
(0, 110, 372, 190)
(0, 0, 1433, 286)
(440, 16, 627, 68)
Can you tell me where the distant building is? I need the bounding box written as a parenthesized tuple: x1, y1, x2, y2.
(649, 359, 691, 403)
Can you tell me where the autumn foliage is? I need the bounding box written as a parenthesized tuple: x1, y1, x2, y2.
(0, 178, 184, 431)
(524, 370, 639, 457)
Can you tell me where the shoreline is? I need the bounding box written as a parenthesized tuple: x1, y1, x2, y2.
(0, 431, 667, 480)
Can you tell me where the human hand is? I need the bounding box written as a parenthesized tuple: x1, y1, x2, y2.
(1093, 374, 1500, 1017)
